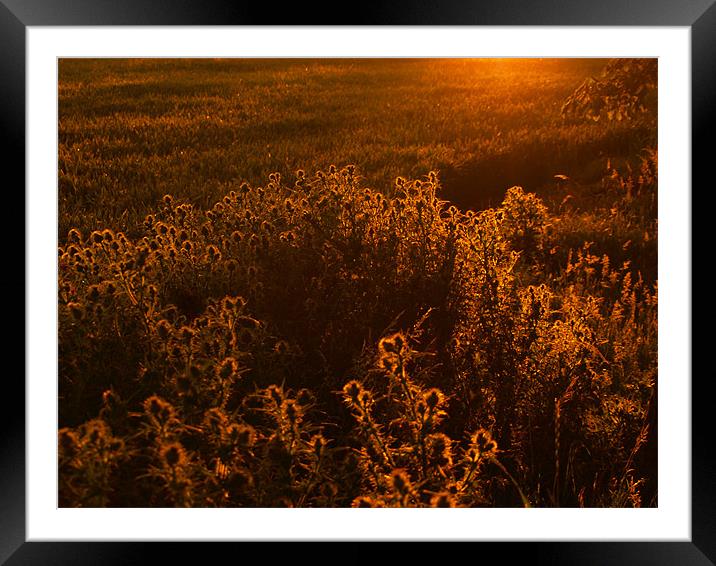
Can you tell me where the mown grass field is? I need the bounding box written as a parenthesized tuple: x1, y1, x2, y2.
(59, 58, 654, 237)
(58, 58, 658, 509)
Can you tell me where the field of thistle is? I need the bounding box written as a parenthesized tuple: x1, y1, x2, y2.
(58, 58, 658, 508)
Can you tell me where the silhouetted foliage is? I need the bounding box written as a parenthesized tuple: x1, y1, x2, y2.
(59, 159, 657, 507)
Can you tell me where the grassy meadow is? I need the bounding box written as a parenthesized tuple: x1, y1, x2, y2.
(58, 58, 658, 508)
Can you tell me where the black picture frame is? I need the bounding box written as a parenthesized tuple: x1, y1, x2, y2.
(6, 1, 710, 563)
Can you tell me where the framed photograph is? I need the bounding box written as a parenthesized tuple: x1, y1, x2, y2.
(8, 0, 709, 563)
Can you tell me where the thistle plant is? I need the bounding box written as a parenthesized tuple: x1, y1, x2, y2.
(58, 165, 657, 508)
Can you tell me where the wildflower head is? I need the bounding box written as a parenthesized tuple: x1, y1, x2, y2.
(217, 357, 239, 380)
(67, 302, 85, 321)
(206, 245, 221, 261)
(222, 296, 246, 313)
(426, 433, 453, 468)
(352, 496, 380, 508)
(430, 493, 455, 508)
(156, 319, 172, 340)
(378, 332, 409, 372)
(160, 442, 186, 468)
(83, 419, 110, 445)
(100, 388, 118, 407)
(357, 389, 372, 408)
(390, 469, 413, 497)
(203, 408, 228, 435)
(423, 388, 445, 410)
(342, 380, 363, 405)
(226, 423, 256, 448)
(382, 332, 406, 353)
(143, 396, 175, 423)
(273, 340, 289, 355)
(179, 326, 195, 343)
(67, 228, 82, 243)
(100, 389, 123, 422)
(470, 428, 498, 459)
